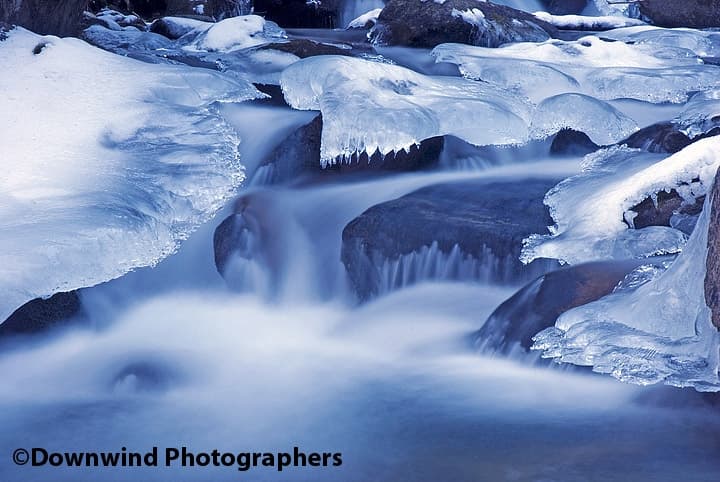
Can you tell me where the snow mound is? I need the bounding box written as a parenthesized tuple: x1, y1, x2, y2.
(432, 36, 720, 104)
(183, 15, 286, 53)
(279, 55, 533, 166)
(522, 137, 720, 266)
(532, 197, 720, 392)
(0, 28, 262, 323)
(533, 12, 645, 30)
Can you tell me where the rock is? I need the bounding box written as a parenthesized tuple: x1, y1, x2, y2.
(627, 189, 704, 232)
(370, 0, 557, 48)
(550, 128, 600, 156)
(475, 259, 657, 354)
(257, 38, 353, 58)
(621, 122, 692, 154)
(540, 0, 588, 15)
(0, 291, 83, 337)
(254, 0, 341, 28)
(149, 16, 210, 39)
(341, 178, 561, 300)
(0, 0, 88, 36)
(705, 167, 720, 329)
(639, 0, 720, 29)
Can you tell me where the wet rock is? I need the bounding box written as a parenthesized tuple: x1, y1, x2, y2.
(475, 259, 655, 355)
(621, 122, 692, 154)
(626, 189, 704, 232)
(704, 168, 720, 329)
(0, 291, 83, 337)
(341, 178, 561, 300)
(550, 128, 600, 156)
(0, 0, 88, 36)
(254, 0, 340, 28)
(370, 0, 557, 48)
(639, 0, 720, 29)
(257, 38, 352, 58)
(541, 0, 588, 15)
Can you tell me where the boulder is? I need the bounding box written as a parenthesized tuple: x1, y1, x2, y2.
(550, 128, 600, 156)
(370, 0, 557, 48)
(341, 178, 561, 300)
(475, 259, 658, 354)
(639, 0, 720, 29)
(627, 189, 704, 232)
(621, 122, 692, 154)
(0, 291, 83, 337)
(257, 38, 353, 58)
(149, 16, 210, 39)
(705, 167, 720, 329)
(0, 0, 88, 36)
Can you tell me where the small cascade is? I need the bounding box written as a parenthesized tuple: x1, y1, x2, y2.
(339, 0, 386, 28)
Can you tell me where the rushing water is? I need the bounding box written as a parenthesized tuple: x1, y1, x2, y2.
(2, 23, 720, 482)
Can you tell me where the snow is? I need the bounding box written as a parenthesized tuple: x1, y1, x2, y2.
(150, 16, 212, 39)
(432, 37, 720, 104)
(533, 11, 645, 30)
(0, 28, 262, 323)
(183, 15, 285, 53)
(533, 197, 720, 391)
(522, 137, 720, 266)
(347, 8, 382, 29)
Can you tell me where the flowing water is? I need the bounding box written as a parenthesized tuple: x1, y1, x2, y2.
(2, 22, 720, 482)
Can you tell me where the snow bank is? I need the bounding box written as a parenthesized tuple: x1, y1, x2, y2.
(183, 15, 286, 53)
(522, 137, 720, 266)
(0, 28, 262, 323)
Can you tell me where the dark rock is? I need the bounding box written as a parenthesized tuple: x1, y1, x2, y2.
(627, 189, 704, 231)
(255, 0, 340, 28)
(541, 0, 588, 15)
(475, 259, 656, 354)
(0, 0, 88, 36)
(705, 167, 720, 329)
(257, 38, 353, 58)
(150, 15, 209, 39)
(0, 291, 83, 337)
(341, 178, 561, 300)
(370, 0, 557, 48)
(621, 121, 692, 154)
(550, 128, 600, 156)
(639, 0, 720, 29)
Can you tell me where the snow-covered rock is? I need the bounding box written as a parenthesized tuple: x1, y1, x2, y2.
(347, 7, 382, 29)
(533, 11, 645, 31)
(183, 15, 286, 53)
(0, 28, 262, 324)
(370, 0, 557, 48)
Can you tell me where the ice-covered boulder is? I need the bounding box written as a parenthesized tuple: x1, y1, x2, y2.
(369, 0, 557, 48)
(639, 0, 720, 29)
(183, 15, 286, 52)
(0, 28, 262, 324)
(341, 178, 561, 301)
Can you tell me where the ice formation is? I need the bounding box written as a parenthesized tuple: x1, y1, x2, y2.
(279, 55, 533, 165)
(182, 15, 286, 53)
(432, 36, 720, 104)
(532, 196, 720, 391)
(522, 137, 720, 266)
(532, 12, 645, 30)
(0, 28, 262, 322)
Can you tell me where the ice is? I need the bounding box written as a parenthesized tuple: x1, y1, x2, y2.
(347, 8, 383, 29)
(522, 137, 720, 266)
(532, 196, 720, 391)
(183, 15, 286, 53)
(532, 12, 645, 30)
(675, 89, 720, 138)
(602, 26, 720, 58)
(340, 0, 385, 28)
(432, 37, 720, 104)
(530, 93, 638, 145)
(0, 28, 262, 323)
(279, 55, 533, 166)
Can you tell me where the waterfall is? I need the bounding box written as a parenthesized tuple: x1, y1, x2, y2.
(338, 0, 386, 28)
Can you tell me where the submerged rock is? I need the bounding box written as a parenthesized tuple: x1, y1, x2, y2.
(639, 0, 720, 29)
(341, 178, 561, 300)
(370, 0, 557, 48)
(475, 259, 656, 355)
(705, 168, 720, 329)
